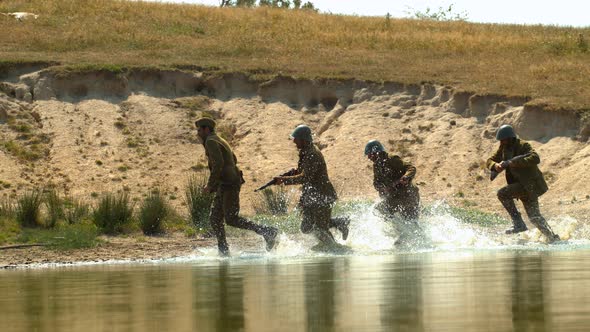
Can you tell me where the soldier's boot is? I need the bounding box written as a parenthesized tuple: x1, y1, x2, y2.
(262, 227, 280, 251)
(506, 213, 528, 234)
(500, 197, 528, 234)
(218, 243, 230, 257)
(530, 217, 560, 243)
(313, 228, 337, 246)
(330, 217, 350, 241)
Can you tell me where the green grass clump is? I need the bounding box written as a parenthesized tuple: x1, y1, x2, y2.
(422, 203, 509, 226)
(17, 222, 99, 250)
(16, 190, 43, 228)
(184, 174, 213, 233)
(139, 189, 168, 235)
(92, 192, 134, 234)
(250, 212, 301, 235)
(252, 187, 291, 216)
(2, 140, 48, 161)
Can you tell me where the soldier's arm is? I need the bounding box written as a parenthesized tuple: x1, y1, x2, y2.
(281, 172, 305, 185)
(205, 139, 224, 190)
(486, 146, 503, 170)
(510, 142, 540, 167)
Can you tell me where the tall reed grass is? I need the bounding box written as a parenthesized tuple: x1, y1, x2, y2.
(184, 174, 213, 233)
(92, 192, 134, 234)
(139, 189, 168, 235)
(16, 190, 43, 228)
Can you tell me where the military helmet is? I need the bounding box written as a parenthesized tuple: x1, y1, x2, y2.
(496, 124, 516, 140)
(364, 140, 385, 156)
(290, 124, 313, 142)
(195, 117, 216, 130)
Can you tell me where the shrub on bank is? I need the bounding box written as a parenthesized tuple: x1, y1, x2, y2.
(92, 192, 134, 235)
(16, 190, 43, 228)
(252, 187, 291, 216)
(184, 174, 213, 233)
(139, 189, 168, 235)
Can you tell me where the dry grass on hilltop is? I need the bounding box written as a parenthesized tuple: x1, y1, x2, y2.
(1, 0, 590, 109)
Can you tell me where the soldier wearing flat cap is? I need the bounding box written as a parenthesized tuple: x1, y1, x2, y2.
(195, 117, 279, 255)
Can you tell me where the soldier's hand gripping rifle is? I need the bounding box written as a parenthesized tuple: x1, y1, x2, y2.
(254, 169, 297, 192)
(490, 153, 531, 181)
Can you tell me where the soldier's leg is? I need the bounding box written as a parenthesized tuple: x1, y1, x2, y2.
(521, 195, 559, 242)
(222, 187, 279, 251)
(400, 186, 420, 220)
(497, 184, 528, 234)
(301, 207, 336, 245)
(329, 216, 350, 240)
(210, 189, 229, 255)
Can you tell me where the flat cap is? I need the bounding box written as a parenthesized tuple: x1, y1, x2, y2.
(195, 117, 216, 129)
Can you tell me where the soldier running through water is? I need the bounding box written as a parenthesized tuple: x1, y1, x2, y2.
(364, 140, 422, 245)
(274, 125, 350, 250)
(487, 124, 559, 243)
(196, 117, 279, 256)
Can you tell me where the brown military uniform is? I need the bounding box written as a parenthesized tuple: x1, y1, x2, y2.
(282, 143, 341, 245)
(373, 152, 420, 220)
(486, 138, 558, 240)
(203, 133, 276, 254)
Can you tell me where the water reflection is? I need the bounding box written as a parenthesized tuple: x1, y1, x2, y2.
(511, 253, 547, 332)
(2, 250, 590, 332)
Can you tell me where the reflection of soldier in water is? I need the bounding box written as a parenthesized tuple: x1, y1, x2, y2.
(303, 258, 337, 331)
(487, 125, 559, 243)
(364, 140, 422, 245)
(379, 256, 424, 331)
(196, 117, 279, 256)
(510, 253, 548, 331)
(274, 125, 349, 249)
(192, 261, 246, 331)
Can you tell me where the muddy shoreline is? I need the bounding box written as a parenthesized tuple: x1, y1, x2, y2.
(0, 233, 224, 269)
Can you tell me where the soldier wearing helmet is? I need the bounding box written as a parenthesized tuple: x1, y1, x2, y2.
(195, 117, 279, 256)
(365, 140, 421, 242)
(274, 124, 349, 248)
(486, 124, 559, 242)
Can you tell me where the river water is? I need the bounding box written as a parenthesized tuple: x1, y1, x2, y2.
(2, 206, 590, 331)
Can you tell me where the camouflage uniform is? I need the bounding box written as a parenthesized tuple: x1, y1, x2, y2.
(486, 137, 558, 240)
(373, 152, 420, 220)
(203, 133, 277, 254)
(282, 143, 345, 245)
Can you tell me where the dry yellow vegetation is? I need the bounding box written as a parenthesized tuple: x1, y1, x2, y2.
(1, 0, 589, 109)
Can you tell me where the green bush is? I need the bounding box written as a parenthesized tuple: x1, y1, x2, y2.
(184, 174, 213, 233)
(44, 189, 64, 228)
(92, 192, 134, 234)
(17, 222, 99, 250)
(252, 187, 291, 216)
(64, 197, 90, 224)
(16, 191, 43, 228)
(139, 189, 168, 235)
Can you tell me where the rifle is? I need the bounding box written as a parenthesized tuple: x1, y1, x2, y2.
(254, 169, 297, 192)
(490, 153, 531, 181)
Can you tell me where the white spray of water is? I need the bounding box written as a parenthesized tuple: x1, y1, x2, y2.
(342, 202, 397, 253)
